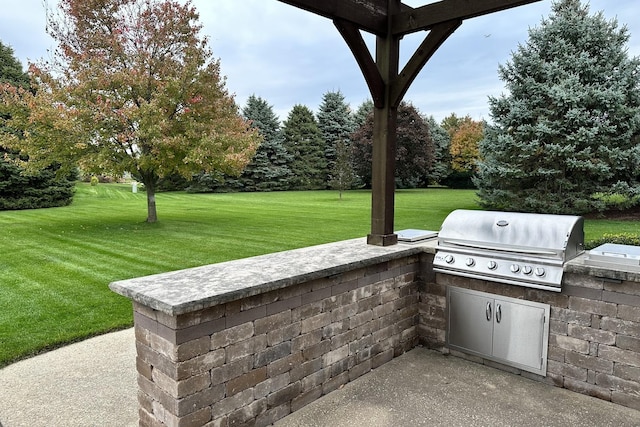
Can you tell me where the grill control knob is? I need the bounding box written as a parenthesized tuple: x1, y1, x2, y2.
(510, 264, 520, 273)
(535, 267, 546, 277)
(445, 255, 455, 264)
(465, 258, 475, 267)
(523, 265, 533, 275)
(487, 261, 498, 270)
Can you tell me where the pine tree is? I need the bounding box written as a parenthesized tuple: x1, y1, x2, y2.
(282, 105, 326, 190)
(0, 40, 74, 210)
(317, 91, 355, 186)
(239, 95, 291, 191)
(475, 0, 640, 214)
(353, 100, 374, 128)
(0, 42, 29, 89)
(426, 116, 451, 185)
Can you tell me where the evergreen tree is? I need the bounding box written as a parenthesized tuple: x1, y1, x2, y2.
(475, 0, 640, 214)
(0, 40, 74, 210)
(0, 41, 29, 89)
(353, 99, 374, 128)
(317, 91, 355, 185)
(426, 115, 451, 185)
(282, 105, 326, 190)
(239, 95, 291, 191)
(352, 102, 434, 188)
(440, 113, 465, 140)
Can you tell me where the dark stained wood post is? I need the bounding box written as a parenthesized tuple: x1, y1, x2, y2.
(368, 3, 401, 246)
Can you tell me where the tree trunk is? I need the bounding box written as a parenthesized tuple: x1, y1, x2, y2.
(141, 174, 158, 223)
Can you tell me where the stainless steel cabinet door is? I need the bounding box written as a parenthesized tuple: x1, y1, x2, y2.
(447, 287, 550, 376)
(492, 297, 548, 374)
(448, 287, 494, 356)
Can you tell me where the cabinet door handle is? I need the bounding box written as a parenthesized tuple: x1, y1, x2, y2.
(496, 304, 502, 323)
(486, 302, 492, 321)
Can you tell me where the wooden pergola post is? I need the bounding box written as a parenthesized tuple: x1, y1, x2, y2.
(277, 0, 542, 245)
(368, 6, 401, 246)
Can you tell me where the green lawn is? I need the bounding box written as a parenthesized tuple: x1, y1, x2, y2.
(0, 183, 636, 366)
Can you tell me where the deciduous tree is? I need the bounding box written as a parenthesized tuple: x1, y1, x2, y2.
(329, 139, 357, 198)
(450, 119, 484, 173)
(352, 102, 434, 188)
(4, 0, 259, 222)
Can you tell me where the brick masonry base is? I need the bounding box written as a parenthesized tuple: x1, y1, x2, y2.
(133, 255, 422, 427)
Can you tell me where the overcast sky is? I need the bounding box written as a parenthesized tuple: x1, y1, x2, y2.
(1, 0, 638, 123)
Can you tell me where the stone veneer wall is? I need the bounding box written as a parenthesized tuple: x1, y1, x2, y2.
(130, 254, 421, 427)
(420, 267, 640, 411)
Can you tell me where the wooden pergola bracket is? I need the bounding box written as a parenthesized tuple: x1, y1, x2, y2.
(390, 19, 462, 108)
(334, 19, 385, 108)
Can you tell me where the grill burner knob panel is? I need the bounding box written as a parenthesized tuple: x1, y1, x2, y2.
(433, 249, 564, 291)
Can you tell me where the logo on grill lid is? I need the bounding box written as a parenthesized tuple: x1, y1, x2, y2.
(496, 220, 509, 227)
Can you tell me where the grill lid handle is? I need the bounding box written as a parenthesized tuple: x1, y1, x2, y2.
(441, 240, 558, 256)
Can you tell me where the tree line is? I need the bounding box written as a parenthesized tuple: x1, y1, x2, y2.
(166, 93, 482, 195)
(1, 0, 639, 219)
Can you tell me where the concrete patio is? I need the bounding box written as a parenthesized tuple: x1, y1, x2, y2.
(1, 328, 639, 427)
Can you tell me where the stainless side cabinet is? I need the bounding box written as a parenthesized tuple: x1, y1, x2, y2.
(447, 287, 550, 376)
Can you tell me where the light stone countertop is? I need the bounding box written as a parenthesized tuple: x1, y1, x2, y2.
(109, 237, 437, 316)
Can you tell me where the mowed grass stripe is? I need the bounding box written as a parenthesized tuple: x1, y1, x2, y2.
(2, 183, 630, 367)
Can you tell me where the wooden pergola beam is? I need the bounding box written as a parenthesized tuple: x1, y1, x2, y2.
(277, 0, 413, 35)
(392, 0, 541, 35)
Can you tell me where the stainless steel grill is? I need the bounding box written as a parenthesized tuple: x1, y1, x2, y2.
(433, 210, 584, 292)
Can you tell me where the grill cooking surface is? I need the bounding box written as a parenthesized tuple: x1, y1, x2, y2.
(434, 210, 584, 291)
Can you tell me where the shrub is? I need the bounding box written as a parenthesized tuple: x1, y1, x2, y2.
(90, 176, 99, 186)
(591, 192, 640, 211)
(443, 171, 476, 189)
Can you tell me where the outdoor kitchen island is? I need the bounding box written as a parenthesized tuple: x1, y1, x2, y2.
(110, 235, 640, 426)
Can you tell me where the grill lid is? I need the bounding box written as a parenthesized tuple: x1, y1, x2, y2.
(434, 210, 585, 292)
(438, 209, 584, 262)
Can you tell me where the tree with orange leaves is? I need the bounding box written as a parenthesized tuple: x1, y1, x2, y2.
(4, 0, 259, 222)
(449, 119, 484, 173)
